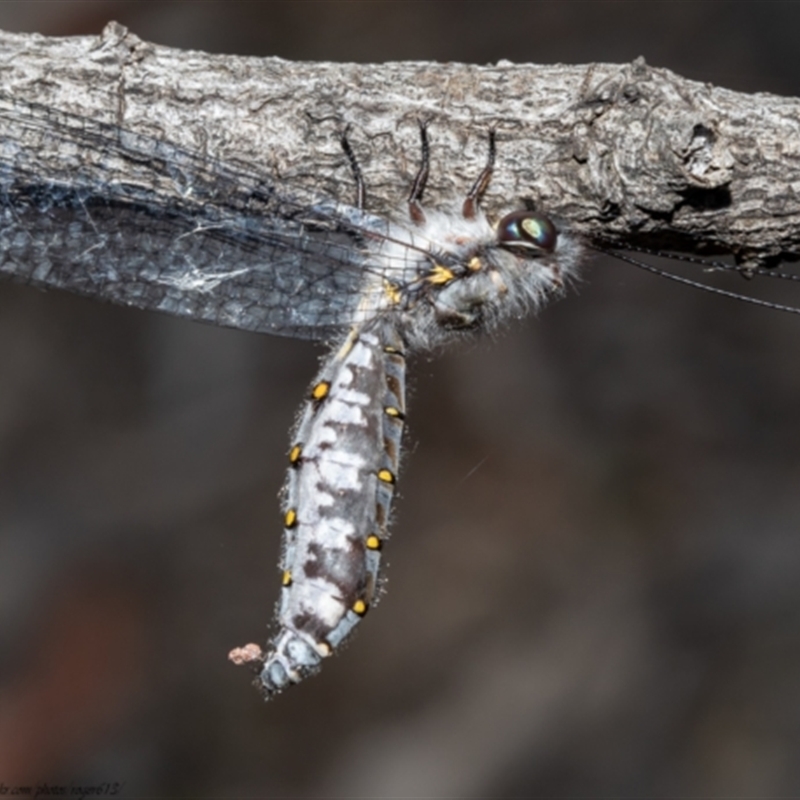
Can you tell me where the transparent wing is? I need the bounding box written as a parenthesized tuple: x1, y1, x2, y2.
(0, 96, 398, 341)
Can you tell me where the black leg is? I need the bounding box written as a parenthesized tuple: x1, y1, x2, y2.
(408, 121, 430, 225)
(462, 130, 496, 219)
(340, 128, 366, 210)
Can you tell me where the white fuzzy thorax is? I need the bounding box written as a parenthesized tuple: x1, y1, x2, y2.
(354, 203, 582, 351)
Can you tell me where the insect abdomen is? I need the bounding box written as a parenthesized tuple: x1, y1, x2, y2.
(251, 321, 406, 696)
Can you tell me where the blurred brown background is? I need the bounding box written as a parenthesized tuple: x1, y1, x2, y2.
(1, 1, 800, 796)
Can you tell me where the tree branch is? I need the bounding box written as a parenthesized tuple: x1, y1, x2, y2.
(1, 20, 799, 267)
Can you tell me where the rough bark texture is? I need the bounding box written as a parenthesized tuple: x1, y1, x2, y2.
(1, 21, 799, 268)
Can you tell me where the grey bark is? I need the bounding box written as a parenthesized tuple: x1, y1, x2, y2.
(1, 20, 799, 267)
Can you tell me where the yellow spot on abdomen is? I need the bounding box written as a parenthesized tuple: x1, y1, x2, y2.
(352, 599, 368, 616)
(281, 570, 292, 586)
(316, 642, 332, 657)
(289, 444, 302, 464)
(384, 406, 403, 419)
(366, 534, 382, 551)
(284, 509, 298, 528)
(377, 469, 395, 484)
(311, 381, 330, 401)
(468, 256, 482, 271)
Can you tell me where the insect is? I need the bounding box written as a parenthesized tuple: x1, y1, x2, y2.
(225, 124, 582, 695)
(0, 96, 795, 699)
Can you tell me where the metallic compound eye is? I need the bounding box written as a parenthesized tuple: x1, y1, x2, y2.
(496, 210, 558, 253)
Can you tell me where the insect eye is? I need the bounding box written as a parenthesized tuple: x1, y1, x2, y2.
(496, 210, 558, 253)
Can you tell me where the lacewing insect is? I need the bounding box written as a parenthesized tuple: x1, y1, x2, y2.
(0, 97, 796, 699)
